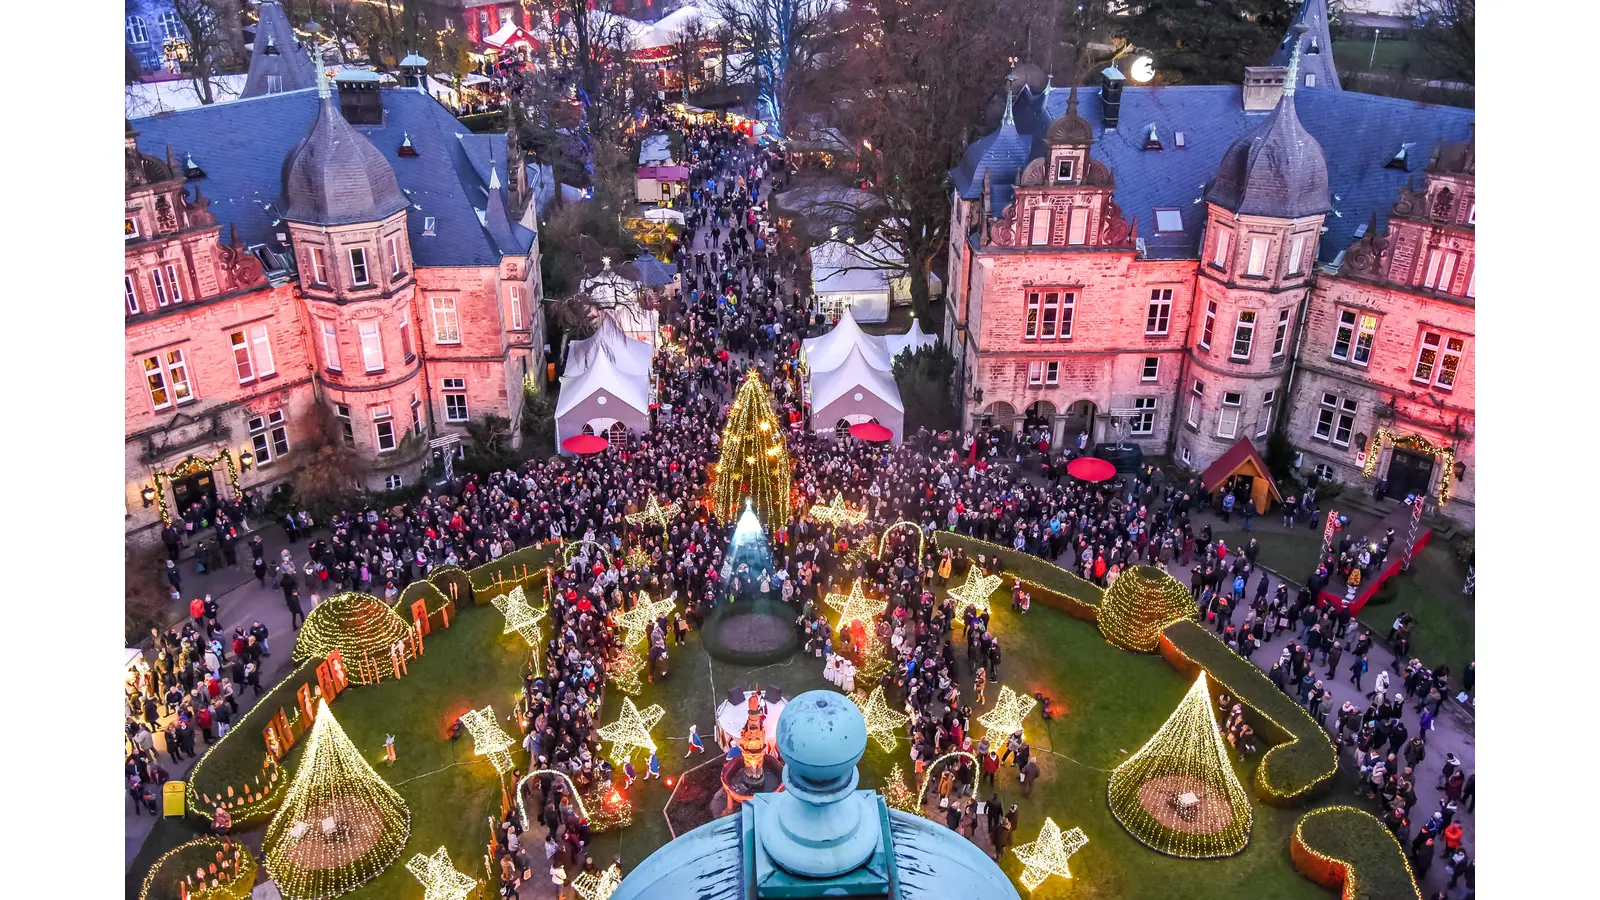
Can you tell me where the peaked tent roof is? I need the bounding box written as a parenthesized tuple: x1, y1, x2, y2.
(1270, 0, 1342, 92)
(810, 344, 904, 413)
(884, 318, 938, 359)
(1199, 437, 1285, 505)
(556, 341, 650, 418)
(802, 308, 892, 374)
(241, 1, 317, 99)
(564, 313, 653, 381)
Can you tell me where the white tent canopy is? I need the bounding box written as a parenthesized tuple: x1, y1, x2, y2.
(643, 207, 685, 224)
(556, 342, 650, 418)
(884, 317, 938, 360)
(801, 308, 891, 374)
(801, 309, 906, 444)
(808, 236, 906, 323)
(809, 345, 904, 414)
(564, 314, 653, 382)
(581, 264, 659, 349)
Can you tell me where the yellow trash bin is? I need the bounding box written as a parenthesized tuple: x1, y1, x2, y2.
(163, 781, 186, 817)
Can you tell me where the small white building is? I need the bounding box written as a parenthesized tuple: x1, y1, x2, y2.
(808, 235, 942, 324)
(555, 315, 655, 450)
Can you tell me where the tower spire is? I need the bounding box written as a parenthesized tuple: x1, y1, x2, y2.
(1283, 23, 1309, 97)
(1001, 80, 1016, 127)
(314, 43, 330, 100)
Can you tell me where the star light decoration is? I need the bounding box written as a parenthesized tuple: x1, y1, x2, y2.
(977, 685, 1038, 742)
(825, 579, 887, 632)
(458, 705, 516, 775)
(613, 591, 676, 646)
(572, 863, 623, 900)
(1013, 817, 1089, 891)
(948, 566, 1003, 617)
(597, 698, 665, 765)
(405, 846, 477, 900)
(491, 586, 546, 647)
(807, 492, 867, 528)
(851, 686, 909, 752)
(626, 494, 681, 532)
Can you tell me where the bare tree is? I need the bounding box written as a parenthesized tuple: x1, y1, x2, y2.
(671, 15, 710, 104)
(169, 0, 239, 105)
(1405, 0, 1474, 83)
(710, 0, 829, 136)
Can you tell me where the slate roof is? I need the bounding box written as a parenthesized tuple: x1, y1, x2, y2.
(240, 1, 316, 99)
(955, 83, 1472, 262)
(1204, 89, 1331, 219)
(282, 85, 412, 226)
(1270, 0, 1342, 92)
(132, 87, 533, 269)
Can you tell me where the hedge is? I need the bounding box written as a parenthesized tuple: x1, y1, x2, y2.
(1291, 806, 1423, 900)
(184, 657, 321, 828)
(1160, 620, 1339, 806)
(933, 532, 1103, 616)
(466, 545, 559, 605)
(138, 837, 258, 900)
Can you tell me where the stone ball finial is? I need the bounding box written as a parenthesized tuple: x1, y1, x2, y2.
(776, 691, 866, 792)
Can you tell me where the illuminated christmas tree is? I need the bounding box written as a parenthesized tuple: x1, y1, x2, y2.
(264, 700, 411, 899)
(882, 764, 920, 814)
(1097, 565, 1198, 652)
(1107, 672, 1252, 858)
(710, 371, 792, 526)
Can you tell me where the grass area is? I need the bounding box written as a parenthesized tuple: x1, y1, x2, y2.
(1332, 38, 1450, 81)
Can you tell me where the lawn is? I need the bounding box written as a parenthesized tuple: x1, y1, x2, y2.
(1331, 38, 1451, 81)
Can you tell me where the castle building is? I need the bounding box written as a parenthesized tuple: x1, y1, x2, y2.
(125, 0, 545, 544)
(944, 1, 1475, 523)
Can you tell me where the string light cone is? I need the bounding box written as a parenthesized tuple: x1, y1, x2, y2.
(263, 700, 411, 900)
(1012, 817, 1089, 891)
(292, 593, 415, 682)
(405, 847, 477, 900)
(604, 645, 646, 695)
(948, 566, 1003, 617)
(572, 863, 623, 900)
(597, 698, 665, 765)
(808, 492, 867, 528)
(492, 586, 546, 648)
(614, 591, 675, 647)
(626, 494, 681, 532)
(882, 764, 920, 813)
(1097, 565, 1198, 652)
(710, 370, 792, 525)
(1107, 671, 1253, 858)
(976, 685, 1038, 743)
(852, 686, 909, 752)
(825, 579, 887, 632)
(458, 706, 516, 775)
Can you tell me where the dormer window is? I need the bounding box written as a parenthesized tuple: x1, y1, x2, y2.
(1154, 209, 1183, 233)
(267, 74, 282, 94)
(423, 216, 437, 236)
(1305, 73, 1316, 88)
(309, 246, 328, 284)
(125, 217, 139, 240)
(349, 247, 370, 286)
(1056, 159, 1074, 182)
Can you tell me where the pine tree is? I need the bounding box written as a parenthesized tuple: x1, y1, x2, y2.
(1121, 0, 1296, 85)
(264, 700, 412, 899)
(882, 763, 920, 814)
(711, 370, 793, 525)
(1107, 672, 1252, 858)
(1097, 565, 1199, 652)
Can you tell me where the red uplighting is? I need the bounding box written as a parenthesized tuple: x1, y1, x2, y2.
(665, 778, 674, 787)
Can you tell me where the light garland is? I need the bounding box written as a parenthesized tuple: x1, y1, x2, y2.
(877, 520, 925, 561)
(597, 698, 665, 765)
(1012, 817, 1089, 891)
(851, 685, 909, 752)
(513, 768, 632, 834)
(710, 370, 793, 525)
(626, 493, 682, 530)
(138, 837, 257, 900)
(842, 532, 879, 567)
(572, 863, 623, 900)
(492, 586, 547, 649)
(1291, 805, 1424, 900)
(976, 685, 1037, 743)
(807, 492, 867, 528)
(459, 705, 516, 775)
(882, 763, 920, 813)
(825, 578, 887, 632)
(263, 700, 411, 900)
(916, 751, 977, 804)
(406, 846, 478, 900)
(605, 645, 647, 695)
(292, 593, 415, 684)
(185, 657, 322, 824)
(148, 448, 241, 525)
(947, 566, 1002, 617)
(1106, 671, 1252, 859)
(562, 538, 614, 567)
(623, 545, 653, 571)
(1097, 565, 1197, 652)
(613, 591, 676, 647)
(1361, 428, 1457, 505)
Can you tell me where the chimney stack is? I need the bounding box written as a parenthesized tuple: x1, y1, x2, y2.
(1242, 66, 1289, 112)
(1099, 66, 1125, 131)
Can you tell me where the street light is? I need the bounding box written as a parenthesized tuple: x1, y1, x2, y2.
(141, 486, 157, 507)
(239, 450, 255, 471)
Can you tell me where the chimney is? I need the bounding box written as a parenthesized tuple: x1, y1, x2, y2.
(1099, 66, 1125, 130)
(1242, 66, 1288, 111)
(334, 70, 383, 125)
(399, 51, 430, 92)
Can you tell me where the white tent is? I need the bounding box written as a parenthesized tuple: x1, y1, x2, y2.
(801, 308, 890, 374)
(643, 207, 686, 224)
(884, 317, 938, 360)
(564, 314, 653, 381)
(556, 315, 653, 451)
(801, 309, 905, 444)
(808, 239, 892, 323)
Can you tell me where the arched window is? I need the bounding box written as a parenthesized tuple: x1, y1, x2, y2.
(608, 422, 628, 446)
(127, 16, 148, 44)
(159, 11, 185, 41)
(580, 423, 595, 436)
(834, 419, 852, 441)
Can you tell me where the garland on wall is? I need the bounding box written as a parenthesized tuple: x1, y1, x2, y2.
(1359, 428, 1457, 505)
(151, 449, 242, 524)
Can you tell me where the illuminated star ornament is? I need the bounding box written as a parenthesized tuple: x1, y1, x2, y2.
(852, 685, 909, 752)
(808, 492, 867, 528)
(613, 591, 676, 646)
(572, 863, 623, 900)
(491, 586, 546, 647)
(405, 846, 477, 900)
(977, 685, 1038, 742)
(626, 493, 681, 530)
(458, 705, 516, 775)
(1013, 817, 1089, 891)
(597, 698, 665, 764)
(825, 579, 887, 632)
(948, 566, 1003, 617)
(624, 545, 652, 571)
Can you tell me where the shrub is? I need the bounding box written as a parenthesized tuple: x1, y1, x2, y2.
(139, 837, 258, 900)
(1291, 806, 1423, 900)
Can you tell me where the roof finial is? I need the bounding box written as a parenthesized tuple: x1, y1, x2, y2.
(1067, 85, 1080, 119)
(1001, 79, 1016, 127)
(1043, 72, 1054, 104)
(1283, 23, 1309, 97)
(314, 43, 330, 100)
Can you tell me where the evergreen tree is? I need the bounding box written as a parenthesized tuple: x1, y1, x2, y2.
(1120, 0, 1296, 85)
(891, 342, 959, 433)
(711, 371, 793, 525)
(882, 763, 921, 813)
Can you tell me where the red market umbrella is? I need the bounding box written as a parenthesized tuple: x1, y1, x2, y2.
(562, 434, 611, 455)
(1067, 456, 1117, 483)
(849, 422, 893, 442)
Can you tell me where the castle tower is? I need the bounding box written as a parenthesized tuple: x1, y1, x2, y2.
(1181, 25, 1329, 469)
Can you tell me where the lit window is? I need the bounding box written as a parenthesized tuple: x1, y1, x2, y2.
(1245, 235, 1269, 276)
(1217, 391, 1242, 438)
(349, 247, 370, 286)
(321, 321, 342, 372)
(1146, 289, 1171, 335)
(1331, 309, 1376, 366)
(1141, 357, 1159, 382)
(1200, 301, 1216, 349)
(1413, 332, 1465, 390)
(125, 275, 140, 314)
(164, 264, 184, 303)
(1153, 209, 1183, 233)
(443, 377, 469, 422)
(1030, 208, 1051, 246)
(373, 405, 396, 451)
(1187, 380, 1204, 427)
(126, 217, 140, 240)
(1131, 397, 1156, 435)
(1067, 208, 1089, 245)
(1211, 227, 1232, 269)
(1231, 310, 1257, 360)
(432, 296, 461, 343)
(1272, 307, 1291, 357)
(143, 349, 193, 411)
(1257, 390, 1275, 438)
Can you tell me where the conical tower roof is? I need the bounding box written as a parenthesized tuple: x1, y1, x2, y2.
(1107, 672, 1252, 858)
(241, 1, 317, 99)
(264, 700, 411, 899)
(1097, 565, 1197, 651)
(281, 64, 409, 227)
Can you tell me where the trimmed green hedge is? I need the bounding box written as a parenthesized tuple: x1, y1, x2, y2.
(184, 657, 320, 828)
(138, 837, 257, 900)
(1161, 620, 1339, 806)
(1292, 805, 1422, 900)
(933, 532, 1104, 610)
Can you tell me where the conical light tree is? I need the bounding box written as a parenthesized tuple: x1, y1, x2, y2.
(1097, 565, 1198, 652)
(1107, 672, 1252, 858)
(264, 700, 411, 899)
(710, 370, 792, 525)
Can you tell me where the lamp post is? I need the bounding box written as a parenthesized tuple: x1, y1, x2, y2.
(1370, 28, 1380, 68)
(141, 486, 157, 508)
